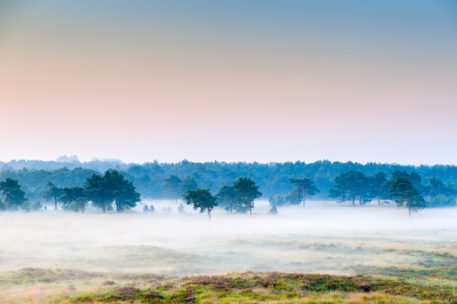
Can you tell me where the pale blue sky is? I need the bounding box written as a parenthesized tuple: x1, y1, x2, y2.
(1, 1, 457, 164)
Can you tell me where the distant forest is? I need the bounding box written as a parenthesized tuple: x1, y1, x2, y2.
(2, 159, 457, 203)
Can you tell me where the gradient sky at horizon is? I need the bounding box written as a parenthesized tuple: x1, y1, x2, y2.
(1, 0, 457, 165)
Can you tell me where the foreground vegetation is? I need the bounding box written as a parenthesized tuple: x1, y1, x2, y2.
(2, 160, 457, 203)
(1, 269, 456, 303)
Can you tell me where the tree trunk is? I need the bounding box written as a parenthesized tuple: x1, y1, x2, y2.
(230, 199, 233, 214)
(54, 197, 57, 210)
(249, 204, 252, 216)
(208, 210, 211, 221)
(302, 188, 306, 207)
(103, 203, 106, 213)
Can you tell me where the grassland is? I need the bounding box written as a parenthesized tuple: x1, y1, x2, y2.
(0, 269, 456, 303)
(1, 208, 457, 303)
(1, 242, 457, 303)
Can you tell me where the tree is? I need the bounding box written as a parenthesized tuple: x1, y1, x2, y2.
(105, 170, 140, 212)
(164, 175, 182, 202)
(184, 188, 218, 220)
(390, 177, 426, 215)
(84, 173, 113, 213)
(269, 205, 278, 215)
(329, 171, 371, 205)
(369, 172, 389, 205)
(423, 177, 457, 207)
(61, 186, 86, 212)
(0, 178, 27, 210)
(84, 170, 140, 213)
(390, 170, 422, 189)
(233, 177, 262, 216)
(216, 185, 237, 213)
(44, 182, 63, 210)
(290, 177, 319, 206)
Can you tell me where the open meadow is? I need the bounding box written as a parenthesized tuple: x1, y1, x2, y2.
(1, 201, 456, 303)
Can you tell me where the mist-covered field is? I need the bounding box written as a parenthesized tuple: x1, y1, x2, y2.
(1, 201, 457, 303)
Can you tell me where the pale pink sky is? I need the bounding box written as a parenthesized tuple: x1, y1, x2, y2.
(1, 1, 457, 164)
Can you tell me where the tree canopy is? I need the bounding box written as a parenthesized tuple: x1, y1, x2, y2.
(184, 188, 218, 219)
(0, 178, 27, 210)
(390, 177, 426, 215)
(290, 177, 319, 206)
(216, 185, 237, 214)
(44, 182, 63, 210)
(233, 177, 262, 216)
(85, 170, 141, 212)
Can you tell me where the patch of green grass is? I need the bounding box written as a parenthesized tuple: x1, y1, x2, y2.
(69, 272, 457, 303)
(0, 268, 102, 285)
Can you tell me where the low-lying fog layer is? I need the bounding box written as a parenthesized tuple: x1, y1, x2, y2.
(1, 200, 457, 276)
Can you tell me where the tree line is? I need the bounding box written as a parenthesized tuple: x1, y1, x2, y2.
(269, 170, 456, 214)
(0, 170, 140, 212)
(1, 167, 456, 216)
(3, 160, 457, 202)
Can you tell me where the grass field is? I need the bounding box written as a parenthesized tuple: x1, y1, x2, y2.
(1, 204, 456, 303)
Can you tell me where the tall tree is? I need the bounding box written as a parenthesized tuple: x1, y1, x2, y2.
(105, 170, 141, 212)
(84, 173, 113, 213)
(44, 182, 63, 210)
(164, 175, 182, 202)
(85, 170, 140, 213)
(0, 178, 27, 210)
(369, 172, 389, 205)
(184, 188, 218, 220)
(233, 177, 262, 216)
(61, 186, 86, 212)
(390, 177, 425, 215)
(216, 185, 237, 214)
(290, 177, 319, 206)
(329, 171, 371, 205)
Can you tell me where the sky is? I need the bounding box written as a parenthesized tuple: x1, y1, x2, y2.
(1, 0, 457, 165)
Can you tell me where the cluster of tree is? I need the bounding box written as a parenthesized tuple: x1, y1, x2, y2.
(4, 160, 457, 202)
(0, 170, 141, 213)
(184, 177, 262, 219)
(266, 170, 456, 214)
(163, 175, 198, 201)
(1, 159, 457, 213)
(327, 170, 456, 213)
(269, 177, 321, 208)
(48, 170, 141, 212)
(329, 171, 390, 205)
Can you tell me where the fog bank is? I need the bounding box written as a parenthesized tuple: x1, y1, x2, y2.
(1, 201, 456, 275)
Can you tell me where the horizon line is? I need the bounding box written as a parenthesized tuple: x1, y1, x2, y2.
(1, 157, 456, 168)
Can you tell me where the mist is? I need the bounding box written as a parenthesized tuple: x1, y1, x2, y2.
(2, 201, 456, 276)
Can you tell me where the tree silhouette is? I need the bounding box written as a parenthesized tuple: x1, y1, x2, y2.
(44, 182, 63, 210)
(233, 177, 262, 216)
(390, 177, 425, 216)
(216, 185, 237, 214)
(290, 177, 319, 206)
(0, 178, 27, 210)
(184, 188, 218, 220)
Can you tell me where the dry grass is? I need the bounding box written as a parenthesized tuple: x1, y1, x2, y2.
(1, 270, 456, 303)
